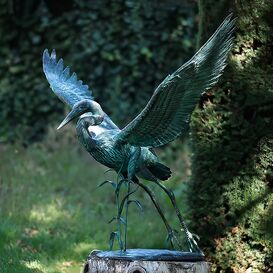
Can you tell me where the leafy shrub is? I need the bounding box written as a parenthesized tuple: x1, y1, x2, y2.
(0, 0, 197, 143)
(188, 1, 273, 271)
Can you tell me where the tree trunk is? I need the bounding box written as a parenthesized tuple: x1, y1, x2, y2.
(84, 250, 209, 273)
(189, 0, 273, 272)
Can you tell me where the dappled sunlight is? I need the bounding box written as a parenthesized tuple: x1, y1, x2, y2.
(47, 260, 83, 273)
(29, 199, 71, 225)
(23, 260, 45, 272)
(230, 43, 257, 70)
(23, 259, 84, 273)
(72, 242, 98, 256)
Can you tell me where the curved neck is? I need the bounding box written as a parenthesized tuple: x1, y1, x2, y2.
(76, 120, 96, 150)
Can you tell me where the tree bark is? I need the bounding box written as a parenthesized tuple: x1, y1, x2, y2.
(189, 0, 273, 272)
(84, 250, 209, 273)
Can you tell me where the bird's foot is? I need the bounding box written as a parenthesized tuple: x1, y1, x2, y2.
(166, 229, 183, 250)
(185, 230, 203, 254)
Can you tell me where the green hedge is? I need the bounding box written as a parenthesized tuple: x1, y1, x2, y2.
(189, 1, 273, 271)
(0, 0, 196, 143)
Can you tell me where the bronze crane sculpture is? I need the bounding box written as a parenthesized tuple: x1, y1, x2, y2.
(43, 15, 235, 253)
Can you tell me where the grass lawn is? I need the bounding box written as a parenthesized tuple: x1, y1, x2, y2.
(0, 127, 190, 273)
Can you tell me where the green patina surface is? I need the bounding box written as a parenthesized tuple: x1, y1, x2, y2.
(189, 0, 273, 272)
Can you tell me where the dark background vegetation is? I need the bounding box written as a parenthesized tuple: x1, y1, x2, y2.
(1, 0, 273, 273)
(0, 0, 196, 143)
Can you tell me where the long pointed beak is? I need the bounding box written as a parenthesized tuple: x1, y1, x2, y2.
(57, 100, 104, 130)
(57, 109, 78, 130)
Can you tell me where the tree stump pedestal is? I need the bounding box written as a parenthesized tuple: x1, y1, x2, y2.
(83, 249, 209, 273)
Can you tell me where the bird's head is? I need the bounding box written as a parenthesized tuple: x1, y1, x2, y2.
(57, 99, 104, 130)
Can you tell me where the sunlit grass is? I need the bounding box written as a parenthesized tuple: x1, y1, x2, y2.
(0, 126, 191, 273)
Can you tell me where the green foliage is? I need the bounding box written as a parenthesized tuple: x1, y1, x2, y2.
(189, 0, 273, 271)
(0, 0, 196, 143)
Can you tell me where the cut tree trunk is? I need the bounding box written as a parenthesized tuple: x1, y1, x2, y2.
(83, 250, 209, 273)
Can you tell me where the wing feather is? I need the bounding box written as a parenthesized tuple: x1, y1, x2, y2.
(43, 49, 119, 130)
(43, 49, 94, 108)
(116, 14, 235, 147)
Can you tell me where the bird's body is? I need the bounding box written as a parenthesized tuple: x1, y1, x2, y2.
(76, 117, 170, 181)
(42, 14, 235, 252)
(77, 120, 129, 171)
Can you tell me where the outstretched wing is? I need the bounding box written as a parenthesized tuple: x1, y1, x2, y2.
(116, 14, 235, 147)
(43, 49, 94, 107)
(43, 49, 119, 130)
